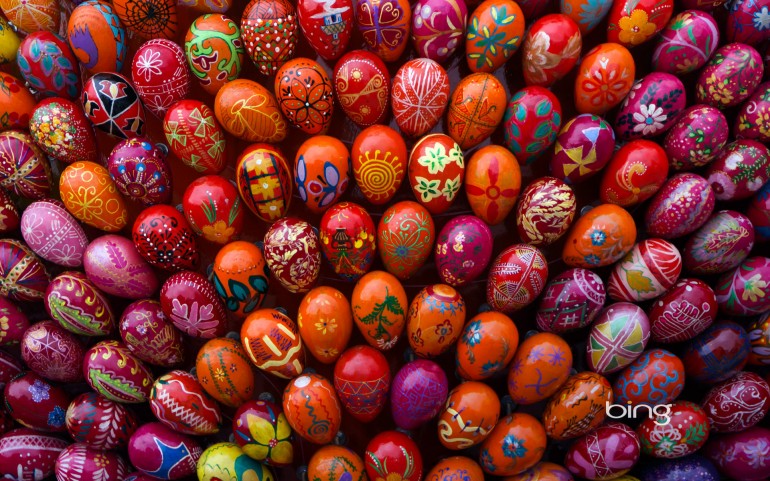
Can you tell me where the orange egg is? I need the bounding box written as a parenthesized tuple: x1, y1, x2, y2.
(1, 0, 59, 34)
(426, 457, 485, 481)
(0, 73, 35, 131)
(407, 284, 466, 358)
(447, 73, 507, 149)
(297, 286, 353, 364)
(214, 79, 287, 143)
(479, 413, 546, 476)
(283, 373, 341, 444)
(352, 125, 407, 205)
(295, 135, 351, 214)
(562, 203, 637, 268)
(352, 270, 408, 351)
(59, 161, 128, 232)
(210, 241, 270, 319)
(438, 382, 500, 450)
(507, 332, 573, 405)
(456, 311, 519, 381)
(542, 371, 613, 440)
(502, 461, 575, 480)
(464, 145, 521, 225)
(574, 43, 635, 115)
(241, 308, 304, 379)
(196, 338, 255, 408)
(308, 445, 367, 481)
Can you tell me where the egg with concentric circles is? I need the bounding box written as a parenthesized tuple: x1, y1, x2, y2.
(352, 125, 407, 205)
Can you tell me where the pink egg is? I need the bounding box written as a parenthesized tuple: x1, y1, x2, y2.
(20, 199, 88, 267)
(706, 426, 770, 481)
(645, 173, 715, 239)
(119, 299, 185, 367)
(683, 210, 755, 275)
(565, 422, 640, 480)
(0, 297, 29, 346)
(715, 256, 770, 316)
(435, 215, 492, 287)
(83, 340, 154, 404)
(536, 268, 605, 333)
(84, 235, 159, 299)
(128, 422, 202, 479)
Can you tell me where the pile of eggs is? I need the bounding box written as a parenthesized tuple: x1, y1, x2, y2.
(0, 0, 770, 478)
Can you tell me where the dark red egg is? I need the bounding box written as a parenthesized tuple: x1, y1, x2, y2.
(108, 137, 172, 206)
(66, 392, 138, 450)
(160, 270, 228, 339)
(334, 345, 391, 423)
(4, 371, 70, 432)
(366, 431, 423, 481)
(0, 428, 69, 480)
(132, 204, 200, 272)
(21, 321, 84, 383)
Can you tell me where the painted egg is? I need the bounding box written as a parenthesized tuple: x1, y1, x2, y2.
(197, 338, 255, 408)
(506, 462, 574, 481)
(613, 348, 685, 406)
(197, 443, 274, 481)
(120, 300, 184, 367)
(355, 0, 411, 62)
(84, 340, 154, 403)
(560, 0, 611, 33)
(334, 345, 390, 423)
(727, 0, 770, 46)
(638, 455, 719, 481)
(391, 359, 448, 430)
(1, 0, 59, 33)
(587, 303, 650, 374)
(0, 428, 69, 480)
(614, 74, 685, 141)
(274, 57, 333, 135)
(516, 177, 576, 246)
(183, 175, 244, 244)
(236, 143, 292, 222)
(645, 173, 715, 239)
(536, 268, 606, 333)
(214, 79, 287, 143)
(0, 17, 19, 64)
(17, 31, 80, 99)
(705, 426, 770, 481)
(29, 98, 97, 165)
(366, 431, 423, 481)
(736, 82, 770, 142)
(407, 284, 466, 357)
(5, 371, 69, 431)
(164, 100, 227, 174)
(0, 349, 22, 388)
(0, 130, 51, 200)
(682, 321, 750, 384)
(241, 308, 304, 378)
(82, 72, 145, 139)
(684, 210, 755, 275)
(447, 73, 506, 149)
(543, 372, 612, 441)
(575, 43, 635, 115)
(0, 189, 18, 235)
(295, 135, 351, 213)
(649, 278, 717, 343)
(748, 181, 770, 242)
(150, 370, 221, 435)
(233, 399, 293, 466)
(702, 371, 770, 432)
(412, 0, 467, 62)
(0, 239, 49, 302)
(131, 39, 191, 118)
(83, 235, 159, 299)
(503, 86, 562, 164)
(351, 270, 408, 350)
(438, 382, 499, 449)
(507, 332, 572, 405)
(563, 203, 636, 268)
(45, 272, 114, 337)
(108, 138, 172, 206)
(298, 286, 352, 363)
(479, 413, 546, 476)
(607, 0, 673, 47)
(465, 145, 521, 225)
(334, 50, 390, 126)
(408, 134, 465, 215)
(298, 0, 353, 61)
(487, 244, 548, 313)
(210, 241, 270, 318)
(56, 443, 128, 480)
(161, 271, 227, 339)
(565, 422, 640, 480)
(178, 0, 231, 14)
(242, 0, 298, 74)
(352, 125, 407, 205)
(522, 14, 581, 87)
(113, 0, 177, 39)
(392, 58, 450, 137)
(466, 0, 523, 72)
(263, 217, 321, 293)
(319, 202, 376, 281)
(283, 373, 341, 444)
(706, 139, 770, 201)
(60, 161, 128, 232)
(22, 321, 84, 383)
(457, 311, 518, 381)
(378, 201, 435, 280)
(0, 73, 35, 132)
(435, 215, 492, 286)
(652, 10, 719, 75)
(66, 392, 137, 449)
(696, 43, 763, 109)
(185, 14, 244, 95)
(715, 256, 770, 316)
(132, 205, 199, 272)
(663, 105, 728, 171)
(128, 422, 202, 480)
(0, 298, 29, 346)
(66, 0, 125, 73)
(551, 114, 615, 185)
(21, 200, 88, 268)
(749, 312, 770, 365)
(607, 239, 681, 302)
(308, 445, 366, 481)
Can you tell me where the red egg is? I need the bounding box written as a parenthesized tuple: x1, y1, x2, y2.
(607, 0, 673, 47)
(334, 345, 391, 423)
(612, 348, 685, 406)
(487, 244, 548, 313)
(334, 50, 391, 126)
(503, 86, 562, 164)
(599, 140, 669, 207)
(164, 99, 227, 174)
(160, 270, 227, 339)
(0, 297, 29, 346)
(0, 349, 21, 390)
(391, 58, 450, 137)
(150, 370, 222, 435)
(378, 201, 435, 280)
(366, 431, 423, 481)
(66, 392, 138, 450)
(607, 239, 682, 303)
(108, 137, 173, 206)
(236, 143, 293, 223)
(637, 400, 709, 459)
(56, 443, 128, 481)
(649, 278, 717, 343)
(522, 14, 582, 87)
(0, 130, 51, 200)
(702, 371, 770, 432)
(298, 0, 353, 61)
(565, 422, 640, 480)
(45, 271, 115, 337)
(408, 133, 465, 215)
(319, 202, 377, 281)
(233, 399, 294, 467)
(4, 371, 70, 432)
(183, 175, 244, 245)
(132, 39, 192, 118)
(83, 340, 154, 404)
(21, 321, 84, 383)
(133, 204, 200, 272)
(515, 177, 576, 246)
(263, 217, 321, 293)
(128, 422, 202, 480)
(0, 188, 18, 235)
(241, 0, 299, 75)
(283, 373, 342, 444)
(0, 239, 49, 302)
(241, 308, 305, 379)
(295, 135, 351, 214)
(0, 428, 69, 481)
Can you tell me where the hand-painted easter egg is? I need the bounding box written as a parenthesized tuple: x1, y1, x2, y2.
(649, 278, 717, 343)
(0, 239, 49, 302)
(334, 345, 390, 422)
(487, 244, 548, 313)
(560, 0, 611, 33)
(680, 0, 728, 9)
(717, 255, 770, 316)
(298, 286, 352, 363)
(161, 271, 227, 338)
(705, 426, 770, 481)
(17, 31, 80, 99)
(113, 0, 177, 39)
(706, 139, 770, 201)
(128, 422, 202, 480)
(613, 348, 685, 406)
(60, 161, 128, 232)
(516, 177, 576, 245)
(702, 371, 770, 432)
(355, 0, 411, 62)
(391, 359, 448, 430)
(352, 270, 408, 350)
(215, 79, 287, 143)
(133, 205, 199, 272)
(507, 332, 572, 404)
(197, 443, 274, 481)
(283, 373, 341, 444)
(22, 321, 84, 383)
(391, 58, 450, 137)
(378, 201, 434, 280)
(233, 399, 293, 466)
(607, 0, 673, 47)
(164, 100, 226, 174)
(565, 422, 641, 480)
(645, 173, 715, 239)
(438, 382, 500, 449)
(66, 392, 137, 450)
(241, 0, 298, 75)
(0, 349, 22, 387)
(82, 72, 145, 139)
(319, 202, 376, 281)
(183, 175, 244, 245)
(456, 311, 518, 381)
(684, 211, 754, 275)
(505, 461, 574, 481)
(0, 73, 35, 132)
(45, 272, 114, 337)
(412, 0, 467, 62)
(56, 443, 128, 481)
(551, 113, 615, 184)
(196, 338, 255, 408)
(241, 308, 304, 378)
(108, 138, 172, 206)
(0, 0, 59, 34)
(748, 181, 770, 242)
(652, 10, 719, 75)
(0, 189, 17, 235)
(84, 235, 159, 299)
(727, 0, 770, 46)
(663, 104, 727, 171)
(210, 241, 270, 318)
(543, 372, 613, 441)
(536, 268, 605, 333)
(29, 98, 97, 165)
(352, 125, 407, 204)
(465, 145, 521, 225)
(522, 14, 581, 87)
(0, 428, 68, 480)
(575, 43, 635, 114)
(503, 86, 562, 164)
(334, 50, 391, 126)
(185, 14, 244, 95)
(150, 370, 221, 435)
(67, 1, 125, 73)
(366, 431, 423, 481)
(177, 0, 231, 14)
(735, 82, 770, 142)
(0, 298, 29, 346)
(563, 204, 636, 268)
(120, 300, 184, 367)
(614, 74, 685, 141)
(638, 455, 719, 481)
(479, 413, 546, 476)
(466, 0, 525, 72)
(587, 303, 650, 374)
(607, 239, 682, 302)
(407, 284, 466, 357)
(263, 217, 321, 293)
(236, 143, 292, 222)
(0, 130, 51, 200)
(298, 0, 353, 61)
(308, 445, 366, 481)
(295, 135, 350, 213)
(0, 17, 19, 65)
(274, 57, 333, 135)
(447, 73, 506, 149)
(408, 133, 465, 214)
(131, 39, 191, 118)
(682, 321, 750, 383)
(4, 371, 70, 431)
(435, 215, 492, 286)
(84, 340, 154, 403)
(696, 43, 764, 109)
(749, 312, 770, 365)
(21, 200, 88, 268)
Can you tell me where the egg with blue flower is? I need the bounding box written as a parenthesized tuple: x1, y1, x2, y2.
(107, 137, 172, 206)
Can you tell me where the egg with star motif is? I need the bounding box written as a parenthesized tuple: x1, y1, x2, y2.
(275, 57, 334, 135)
(465, 145, 521, 225)
(507, 332, 572, 405)
(164, 100, 227, 174)
(715, 256, 770, 316)
(22, 321, 85, 383)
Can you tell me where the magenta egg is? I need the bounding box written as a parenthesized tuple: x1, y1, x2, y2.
(684, 210, 755, 275)
(435, 215, 493, 287)
(735, 82, 770, 142)
(614, 73, 686, 140)
(66, 392, 138, 450)
(550, 113, 615, 184)
(487, 244, 549, 313)
(649, 278, 717, 343)
(21, 321, 84, 383)
(0, 239, 49, 302)
(565, 422, 640, 480)
(45, 271, 115, 337)
(119, 299, 185, 367)
(391, 359, 448, 430)
(411, 0, 467, 63)
(107, 137, 173, 206)
(705, 426, 770, 481)
(702, 371, 770, 432)
(706, 139, 770, 201)
(0, 297, 29, 346)
(20, 199, 88, 267)
(536, 268, 606, 333)
(652, 10, 720, 75)
(56, 443, 128, 481)
(131, 39, 192, 118)
(84, 235, 159, 299)
(0, 428, 69, 480)
(645, 173, 715, 239)
(587, 302, 650, 374)
(0, 350, 22, 390)
(727, 0, 770, 46)
(663, 104, 728, 171)
(83, 340, 154, 404)
(607, 239, 682, 302)
(264, 217, 322, 293)
(748, 182, 770, 243)
(696, 42, 764, 109)
(160, 270, 228, 339)
(682, 321, 750, 384)
(4, 371, 70, 432)
(715, 256, 770, 316)
(128, 422, 202, 480)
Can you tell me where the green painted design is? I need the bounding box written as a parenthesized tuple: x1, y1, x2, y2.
(185, 14, 244, 84)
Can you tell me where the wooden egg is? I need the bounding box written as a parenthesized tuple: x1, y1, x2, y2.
(282, 373, 341, 444)
(120, 299, 184, 367)
(606, 0, 673, 47)
(46, 271, 114, 337)
(355, 0, 411, 62)
(543, 372, 613, 441)
(333, 345, 390, 423)
(185, 14, 244, 95)
(0, 239, 49, 302)
(478, 413, 546, 476)
(466, 0, 524, 73)
(407, 284, 466, 358)
(456, 311, 518, 381)
(196, 338, 255, 408)
(197, 443, 274, 481)
(607, 239, 682, 302)
(17, 31, 80, 99)
(164, 99, 227, 174)
(263, 217, 321, 293)
(295, 135, 351, 214)
(574, 43, 635, 115)
(233, 399, 293, 466)
(215, 79, 287, 143)
(412, 0, 467, 62)
(113, 0, 177, 39)
(66, 0, 125, 73)
(587, 302, 650, 374)
(66, 392, 138, 450)
(183, 174, 244, 245)
(236, 143, 293, 222)
(378, 201, 435, 280)
(21, 200, 88, 268)
(81, 72, 145, 139)
(0, 428, 68, 480)
(297, 0, 353, 61)
(29, 98, 97, 165)
(563, 203, 636, 268)
(536, 268, 606, 333)
(241, 0, 298, 75)
(507, 332, 572, 405)
(612, 348, 684, 406)
(351, 270, 408, 350)
(131, 39, 191, 118)
(4, 372, 69, 431)
(391, 58, 450, 137)
(22, 321, 85, 383)
(0, 130, 51, 200)
(319, 202, 376, 281)
(516, 176, 576, 246)
(83, 235, 159, 299)
(438, 382, 500, 449)
(83, 340, 154, 404)
(503, 86, 562, 164)
(435, 215, 492, 287)
(391, 359, 448, 430)
(150, 370, 221, 435)
(160, 270, 227, 339)
(487, 244, 548, 313)
(55, 443, 128, 481)
(408, 133, 465, 214)
(684, 210, 755, 275)
(128, 422, 202, 479)
(0, 73, 35, 132)
(241, 308, 304, 378)
(465, 145, 521, 225)
(211, 241, 270, 318)
(447, 73, 506, 149)
(298, 286, 353, 364)
(274, 57, 334, 135)
(696, 43, 764, 109)
(334, 49, 391, 126)
(352, 125, 407, 205)
(645, 173, 715, 239)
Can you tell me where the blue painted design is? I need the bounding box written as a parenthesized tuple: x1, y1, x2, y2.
(613, 349, 684, 406)
(146, 438, 194, 479)
(502, 434, 527, 459)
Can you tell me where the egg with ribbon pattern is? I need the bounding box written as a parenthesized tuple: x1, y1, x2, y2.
(352, 125, 407, 205)
(507, 332, 572, 404)
(696, 43, 764, 109)
(645, 173, 715, 239)
(128, 422, 202, 480)
(55, 444, 129, 481)
(295, 135, 351, 213)
(412, 0, 467, 62)
(0, 239, 49, 302)
(479, 413, 546, 476)
(0, 428, 69, 481)
(408, 133, 465, 215)
(45, 271, 114, 337)
(334, 345, 390, 423)
(21, 199, 88, 268)
(391, 359, 448, 430)
(0, 17, 19, 65)
(185, 14, 244, 95)
(663, 104, 728, 171)
(283, 373, 341, 444)
(164, 99, 227, 174)
(684, 210, 754, 275)
(466, 0, 524, 73)
(735, 82, 770, 142)
(233, 399, 293, 466)
(0, 130, 51, 200)
(727, 0, 770, 46)
(447, 73, 506, 149)
(575, 43, 635, 115)
(607, 238, 682, 303)
(29, 98, 98, 165)
(516, 176, 576, 246)
(613, 348, 684, 406)
(551, 113, 615, 185)
(120, 299, 184, 367)
(298, 286, 353, 364)
(309, 445, 366, 481)
(748, 181, 770, 242)
(183, 175, 244, 245)
(83, 340, 154, 404)
(334, 50, 391, 126)
(682, 321, 750, 383)
(17, 31, 80, 99)
(236, 143, 292, 223)
(391, 58, 450, 137)
(150, 370, 222, 436)
(197, 443, 275, 481)
(241, 0, 298, 75)
(275, 57, 334, 135)
(366, 431, 423, 481)
(438, 382, 499, 450)
(263, 217, 321, 293)
(522, 14, 581, 87)
(435, 215, 492, 287)
(66, 392, 138, 450)
(536, 268, 606, 333)
(215, 79, 287, 143)
(108, 138, 172, 206)
(66, 0, 126, 73)
(563, 204, 637, 268)
(614, 73, 685, 141)
(543, 372, 613, 441)
(587, 302, 650, 374)
(211, 241, 270, 318)
(160, 270, 228, 339)
(4, 372, 68, 432)
(702, 371, 770, 432)
(565, 422, 641, 480)
(0, 298, 29, 346)
(649, 278, 717, 343)
(355, 0, 411, 62)
(320, 202, 377, 281)
(22, 321, 85, 383)
(652, 10, 720, 75)
(241, 308, 304, 378)
(378, 201, 435, 280)
(487, 244, 548, 313)
(132, 39, 191, 118)
(504, 86, 562, 164)
(607, 0, 673, 47)
(351, 270, 408, 351)
(84, 235, 159, 299)
(113, 0, 177, 39)
(465, 145, 521, 225)
(715, 256, 770, 316)
(707, 139, 770, 202)
(0, 73, 35, 132)
(132, 205, 199, 272)
(196, 338, 254, 408)
(82, 72, 145, 139)
(298, 0, 353, 61)
(456, 311, 519, 381)
(407, 284, 466, 358)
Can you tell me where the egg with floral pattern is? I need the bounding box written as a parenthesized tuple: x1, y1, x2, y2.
(84, 235, 159, 300)
(308, 445, 365, 481)
(233, 399, 293, 467)
(0, 130, 51, 200)
(407, 284, 466, 358)
(56, 444, 128, 481)
(83, 340, 154, 404)
(298, 286, 352, 364)
(378, 201, 435, 280)
(236, 143, 292, 223)
(735, 82, 770, 142)
(663, 104, 728, 171)
(66, 392, 138, 450)
(0, 298, 29, 346)
(456, 311, 518, 381)
(160, 270, 227, 339)
(425, 456, 485, 481)
(215, 79, 287, 143)
(507, 332, 572, 405)
(696, 43, 764, 109)
(21, 200, 88, 268)
(637, 401, 709, 459)
(465, 0, 523, 73)
(607, 0, 673, 47)
(48, 274, 112, 337)
(365, 431, 423, 481)
(183, 174, 244, 245)
(516, 177, 576, 246)
(108, 138, 172, 206)
(563, 203, 637, 268)
(196, 338, 255, 408)
(263, 217, 321, 293)
(120, 300, 184, 367)
(29, 98, 97, 165)
(542, 372, 613, 440)
(82, 72, 145, 139)
(504, 86, 562, 164)
(702, 371, 770, 432)
(560, 0, 611, 33)
(60, 161, 127, 232)
(645, 173, 715, 239)
(575, 43, 635, 115)
(684, 210, 755, 275)
(275, 57, 334, 135)
(652, 10, 719, 75)
(408, 134, 465, 214)
(320, 202, 376, 281)
(536, 268, 606, 333)
(131, 39, 190, 118)
(726, 0, 770, 46)
(705, 426, 770, 481)
(522, 14, 581, 87)
(4, 372, 69, 432)
(478, 413, 546, 476)
(715, 256, 770, 316)
(412, 0, 467, 62)
(614, 73, 685, 141)
(706, 139, 770, 201)
(164, 100, 227, 174)
(435, 215, 492, 287)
